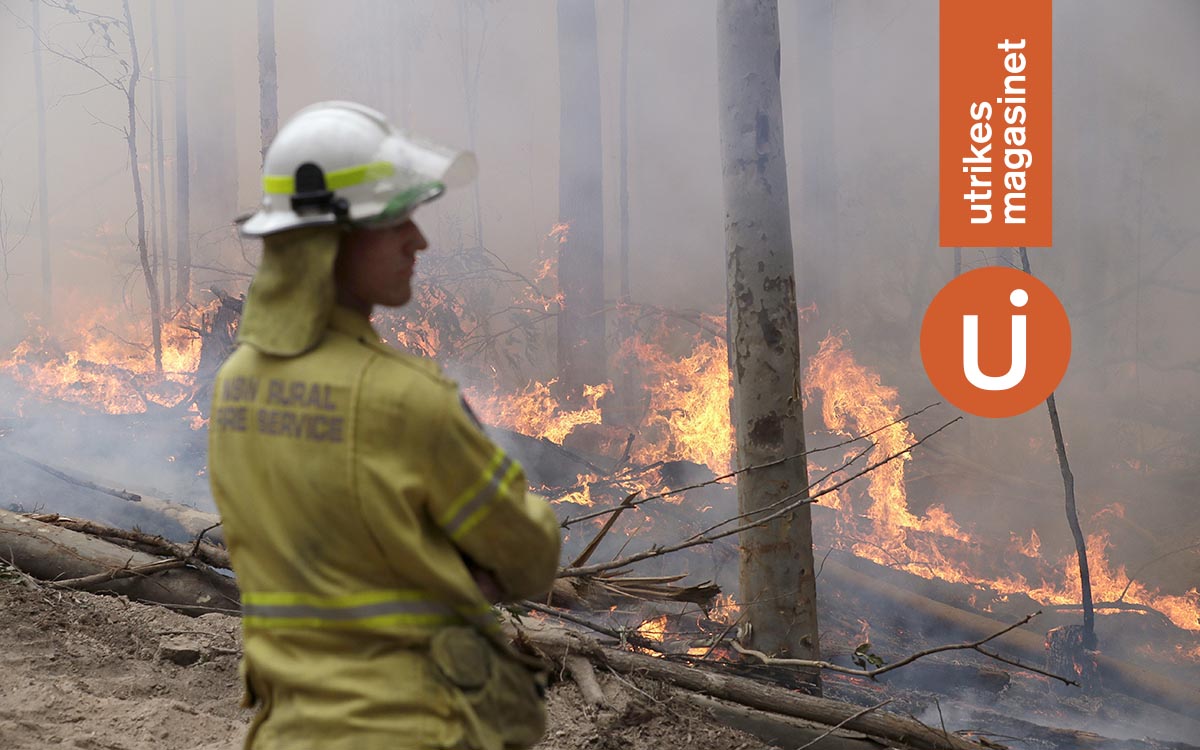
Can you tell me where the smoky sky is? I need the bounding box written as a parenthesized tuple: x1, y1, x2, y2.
(0, 0, 1198, 561)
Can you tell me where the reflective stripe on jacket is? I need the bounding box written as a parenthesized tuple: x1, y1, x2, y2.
(209, 305, 561, 749)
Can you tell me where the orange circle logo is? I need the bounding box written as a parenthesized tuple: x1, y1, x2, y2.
(920, 267, 1070, 418)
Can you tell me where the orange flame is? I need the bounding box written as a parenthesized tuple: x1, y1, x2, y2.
(1, 303, 214, 415)
(637, 614, 668, 642)
(804, 331, 1200, 634)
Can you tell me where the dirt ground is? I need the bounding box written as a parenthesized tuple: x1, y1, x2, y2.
(0, 575, 766, 750)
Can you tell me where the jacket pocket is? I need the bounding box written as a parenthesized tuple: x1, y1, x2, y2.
(430, 627, 547, 750)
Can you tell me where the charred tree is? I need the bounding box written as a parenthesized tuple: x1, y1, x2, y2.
(173, 0, 191, 307)
(120, 0, 163, 373)
(34, 1, 163, 370)
(257, 0, 278, 165)
(717, 0, 820, 687)
(147, 68, 159, 287)
(555, 0, 607, 403)
(30, 0, 51, 321)
(149, 0, 170, 307)
(1019, 246, 1096, 651)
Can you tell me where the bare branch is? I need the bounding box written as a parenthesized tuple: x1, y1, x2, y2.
(561, 401, 944, 528)
(48, 557, 185, 590)
(732, 611, 1078, 686)
(559, 418, 961, 578)
(520, 600, 667, 655)
(795, 699, 894, 750)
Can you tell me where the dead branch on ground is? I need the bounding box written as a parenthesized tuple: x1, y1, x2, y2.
(515, 620, 989, 750)
(823, 557, 1200, 720)
(795, 699, 894, 750)
(27, 514, 230, 569)
(0, 509, 238, 615)
(47, 556, 185, 590)
(731, 611, 1078, 686)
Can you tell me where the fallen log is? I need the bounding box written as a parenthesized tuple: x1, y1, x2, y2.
(27, 513, 231, 569)
(822, 558, 1200, 720)
(136, 495, 226, 546)
(0, 509, 239, 615)
(549, 573, 718, 610)
(0, 442, 225, 546)
(564, 654, 607, 707)
(939, 694, 1200, 750)
(680, 693, 886, 750)
(514, 621, 986, 750)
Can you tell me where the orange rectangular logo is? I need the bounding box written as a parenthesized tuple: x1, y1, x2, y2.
(940, 0, 1052, 247)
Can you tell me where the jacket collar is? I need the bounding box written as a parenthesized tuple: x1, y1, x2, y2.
(329, 305, 386, 348)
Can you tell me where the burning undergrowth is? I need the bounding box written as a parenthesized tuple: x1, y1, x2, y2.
(2, 225, 1199, 695)
(0, 301, 219, 419)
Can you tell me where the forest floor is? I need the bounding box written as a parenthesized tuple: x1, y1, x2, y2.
(0, 575, 763, 750)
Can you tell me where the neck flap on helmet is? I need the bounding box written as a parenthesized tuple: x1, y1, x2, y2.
(236, 227, 341, 357)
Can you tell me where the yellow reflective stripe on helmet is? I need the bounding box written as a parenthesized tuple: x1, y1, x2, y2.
(446, 458, 522, 542)
(262, 160, 396, 195)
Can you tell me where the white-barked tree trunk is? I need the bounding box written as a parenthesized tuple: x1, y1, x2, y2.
(717, 0, 821, 688)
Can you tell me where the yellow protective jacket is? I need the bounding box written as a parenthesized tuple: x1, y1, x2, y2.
(208, 305, 562, 750)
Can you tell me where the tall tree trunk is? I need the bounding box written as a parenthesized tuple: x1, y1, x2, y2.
(257, 0, 278, 166)
(30, 0, 51, 322)
(122, 0, 163, 373)
(609, 0, 638, 427)
(618, 0, 631, 305)
(187, 1, 239, 272)
(147, 80, 159, 283)
(795, 0, 836, 358)
(458, 0, 486, 250)
(718, 0, 820, 689)
(555, 0, 606, 403)
(150, 0, 170, 308)
(173, 0, 191, 307)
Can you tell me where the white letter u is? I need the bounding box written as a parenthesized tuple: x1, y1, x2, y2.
(962, 309, 1027, 391)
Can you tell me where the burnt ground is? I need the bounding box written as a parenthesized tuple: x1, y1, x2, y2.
(7, 555, 1200, 750)
(0, 575, 765, 750)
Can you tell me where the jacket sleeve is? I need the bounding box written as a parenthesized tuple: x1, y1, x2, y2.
(426, 392, 562, 601)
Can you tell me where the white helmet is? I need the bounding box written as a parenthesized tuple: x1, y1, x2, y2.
(238, 101, 476, 237)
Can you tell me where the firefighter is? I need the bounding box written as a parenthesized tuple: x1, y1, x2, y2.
(208, 100, 562, 750)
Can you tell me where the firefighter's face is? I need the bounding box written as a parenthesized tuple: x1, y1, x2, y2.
(336, 219, 429, 311)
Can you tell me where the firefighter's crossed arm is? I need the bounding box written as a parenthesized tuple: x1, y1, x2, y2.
(427, 392, 562, 602)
